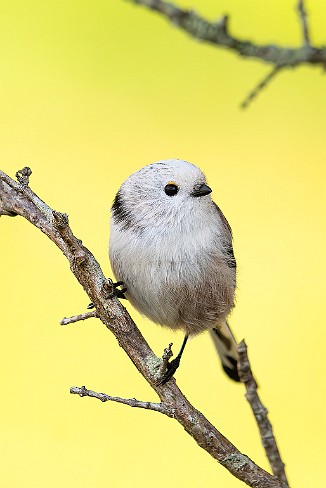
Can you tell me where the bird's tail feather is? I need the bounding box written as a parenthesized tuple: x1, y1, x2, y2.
(210, 321, 240, 382)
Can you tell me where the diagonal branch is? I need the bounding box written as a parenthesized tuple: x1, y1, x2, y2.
(0, 168, 287, 487)
(127, 0, 324, 67)
(240, 66, 283, 110)
(237, 341, 288, 486)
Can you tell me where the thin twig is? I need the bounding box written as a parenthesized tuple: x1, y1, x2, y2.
(60, 310, 98, 325)
(16, 166, 32, 186)
(297, 0, 311, 46)
(237, 340, 289, 486)
(240, 66, 282, 110)
(70, 385, 173, 416)
(0, 168, 287, 488)
(159, 342, 173, 376)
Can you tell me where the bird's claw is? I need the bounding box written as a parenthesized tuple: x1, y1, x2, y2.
(113, 281, 127, 299)
(87, 281, 127, 309)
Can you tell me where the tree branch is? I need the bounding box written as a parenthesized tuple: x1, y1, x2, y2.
(126, 1, 325, 108)
(127, 0, 324, 67)
(70, 386, 172, 416)
(60, 310, 98, 325)
(297, 0, 311, 46)
(159, 341, 174, 376)
(240, 66, 282, 109)
(0, 168, 288, 487)
(237, 341, 288, 486)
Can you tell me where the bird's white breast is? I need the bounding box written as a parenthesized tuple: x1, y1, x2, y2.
(109, 203, 235, 335)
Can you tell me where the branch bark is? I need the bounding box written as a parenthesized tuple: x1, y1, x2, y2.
(70, 386, 172, 416)
(127, 0, 324, 67)
(240, 66, 282, 109)
(60, 310, 98, 325)
(297, 0, 311, 46)
(126, 0, 324, 108)
(0, 168, 288, 488)
(237, 341, 288, 486)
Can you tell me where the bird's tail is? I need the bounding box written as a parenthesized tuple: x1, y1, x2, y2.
(210, 321, 240, 382)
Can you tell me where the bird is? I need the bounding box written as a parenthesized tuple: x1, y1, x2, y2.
(108, 159, 239, 384)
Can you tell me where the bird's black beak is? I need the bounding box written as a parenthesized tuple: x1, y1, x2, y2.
(191, 183, 212, 197)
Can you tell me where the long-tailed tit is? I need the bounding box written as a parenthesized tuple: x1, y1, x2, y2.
(109, 159, 239, 384)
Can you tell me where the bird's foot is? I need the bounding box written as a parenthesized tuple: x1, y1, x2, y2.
(157, 357, 181, 385)
(112, 281, 127, 299)
(87, 281, 127, 309)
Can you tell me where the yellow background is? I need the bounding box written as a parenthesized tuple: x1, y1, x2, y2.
(0, 1, 325, 486)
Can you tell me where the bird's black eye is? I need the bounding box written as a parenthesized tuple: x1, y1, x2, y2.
(164, 182, 179, 196)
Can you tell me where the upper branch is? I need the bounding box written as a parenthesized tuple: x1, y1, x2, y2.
(0, 168, 287, 488)
(128, 0, 325, 67)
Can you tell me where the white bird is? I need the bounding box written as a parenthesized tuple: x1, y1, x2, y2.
(109, 159, 239, 384)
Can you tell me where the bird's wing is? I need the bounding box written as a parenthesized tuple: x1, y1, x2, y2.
(213, 202, 236, 269)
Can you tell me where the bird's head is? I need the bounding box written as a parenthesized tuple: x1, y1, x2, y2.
(111, 159, 213, 231)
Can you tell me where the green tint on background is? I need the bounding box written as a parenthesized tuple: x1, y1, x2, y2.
(0, 1, 325, 487)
